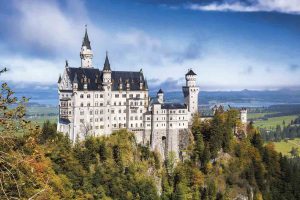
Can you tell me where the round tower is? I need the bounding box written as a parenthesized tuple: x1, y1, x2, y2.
(157, 89, 164, 104)
(240, 108, 248, 124)
(182, 69, 199, 116)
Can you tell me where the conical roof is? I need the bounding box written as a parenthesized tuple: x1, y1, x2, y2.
(82, 27, 91, 50)
(103, 52, 111, 71)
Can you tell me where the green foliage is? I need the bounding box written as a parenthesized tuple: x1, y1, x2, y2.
(2, 71, 300, 199)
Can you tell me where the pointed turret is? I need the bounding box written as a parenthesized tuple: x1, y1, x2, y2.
(82, 26, 91, 50)
(80, 26, 93, 68)
(102, 51, 112, 85)
(65, 60, 69, 68)
(103, 51, 111, 71)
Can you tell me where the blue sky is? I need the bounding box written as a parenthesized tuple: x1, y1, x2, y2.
(0, 0, 300, 91)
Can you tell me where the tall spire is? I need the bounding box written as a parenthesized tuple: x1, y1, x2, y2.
(82, 25, 91, 50)
(103, 51, 111, 71)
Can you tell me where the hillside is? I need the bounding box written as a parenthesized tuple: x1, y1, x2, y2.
(2, 81, 300, 200)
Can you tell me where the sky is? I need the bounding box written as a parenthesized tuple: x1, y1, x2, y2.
(0, 0, 300, 91)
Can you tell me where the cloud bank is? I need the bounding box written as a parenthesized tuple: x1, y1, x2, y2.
(186, 0, 300, 14)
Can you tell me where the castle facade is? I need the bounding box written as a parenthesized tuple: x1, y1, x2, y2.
(57, 29, 199, 159)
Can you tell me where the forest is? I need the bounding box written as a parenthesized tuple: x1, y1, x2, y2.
(2, 75, 300, 200)
(260, 116, 300, 142)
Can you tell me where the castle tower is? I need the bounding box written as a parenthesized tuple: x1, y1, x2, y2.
(80, 26, 93, 68)
(182, 69, 199, 116)
(240, 108, 247, 124)
(157, 89, 164, 104)
(102, 52, 112, 85)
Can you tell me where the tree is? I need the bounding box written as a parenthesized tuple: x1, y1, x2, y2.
(192, 114, 204, 166)
(289, 147, 299, 158)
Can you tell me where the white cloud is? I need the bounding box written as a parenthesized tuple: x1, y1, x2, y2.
(1, 56, 61, 84)
(187, 0, 300, 14)
(1, 0, 299, 91)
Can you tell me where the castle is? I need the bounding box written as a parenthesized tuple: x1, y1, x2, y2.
(57, 28, 245, 160)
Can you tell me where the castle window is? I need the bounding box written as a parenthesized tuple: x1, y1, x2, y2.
(90, 110, 93, 115)
(100, 109, 103, 114)
(100, 103, 103, 106)
(95, 94, 98, 98)
(140, 116, 142, 120)
(95, 102, 98, 106)
(135, 116, 138, 120)
(80, 103, 84, 107)
(131, 124, 133, 127)
(130, 94, 133, 98)
(122, 94, 126, 98)
(114, 102, 116, 106)
(130, 117, 133, 120)
(140, 101, 142, 106)
(100, 118, 103, 121)
(111, 110, 115, 114)
(137, 94, 140, 98)
(80, 94, 84, 98)
(115, 94, 119, 98)
(95, 118, 98, 122)
(87, 94, 91, 98)
(100, 125, 104, 129)
(119, 110, 121, 113)
(123, 102, 126, 105)
(87, 103, 90, 107)
(123, 109, 126, 113)
(80, 119, 84, 123)
(90, 118, 92, 122)
(119, 102, 121, 106)
(170, 123, 172, 127)
(100, 94, 103, 98)
(80, 111, 84, 115)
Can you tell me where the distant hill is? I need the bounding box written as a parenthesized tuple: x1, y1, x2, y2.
(8, 82, 300, 106)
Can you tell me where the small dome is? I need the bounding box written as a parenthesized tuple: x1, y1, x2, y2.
(186, 69, 197, 76)
(157, 88, 164, 94)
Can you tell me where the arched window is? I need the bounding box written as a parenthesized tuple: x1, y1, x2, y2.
(87, 94, 91, 98)
(80, 94, 84, 98)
